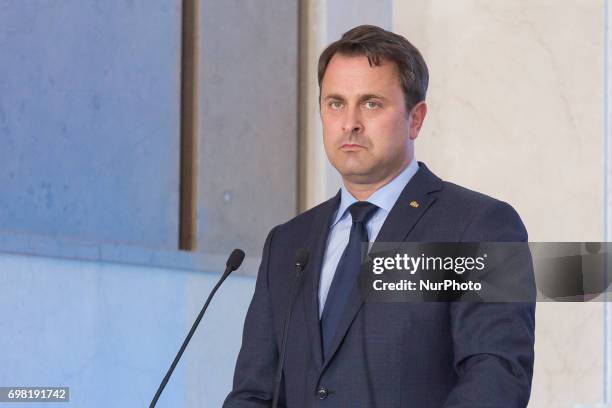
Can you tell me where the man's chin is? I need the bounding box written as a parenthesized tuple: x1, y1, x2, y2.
(339, 168, 381, 184)
(338, 162, 408, 187)
(333, 158, 373, 175)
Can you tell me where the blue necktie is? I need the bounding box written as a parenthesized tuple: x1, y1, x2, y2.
(321, 201, 379, 360)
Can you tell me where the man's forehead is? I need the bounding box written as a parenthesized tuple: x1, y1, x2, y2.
(325, 53, 395, 73)
(321, 54, 401, 96)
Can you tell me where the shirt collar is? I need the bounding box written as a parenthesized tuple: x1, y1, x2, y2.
(331, 158, 420, 227)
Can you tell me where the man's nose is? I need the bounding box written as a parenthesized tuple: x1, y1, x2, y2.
(341, 106, 364, 134)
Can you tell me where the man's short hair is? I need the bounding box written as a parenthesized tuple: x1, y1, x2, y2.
(318, 25, 429, 113)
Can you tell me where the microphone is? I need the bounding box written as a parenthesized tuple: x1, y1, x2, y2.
(272, 249, 310, 408)
(150, 248, 246, 408)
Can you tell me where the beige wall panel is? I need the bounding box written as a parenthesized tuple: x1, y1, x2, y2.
(394, 0, 603, 242)
(394, 1, 604, 407)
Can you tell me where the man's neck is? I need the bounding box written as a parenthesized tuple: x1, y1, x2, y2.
(343, 182, 387, 201)
(342, 160, 414, 201)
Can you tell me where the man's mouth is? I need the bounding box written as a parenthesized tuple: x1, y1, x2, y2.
(340, 143, 365, 151)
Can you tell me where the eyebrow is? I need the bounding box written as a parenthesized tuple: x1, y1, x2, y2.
(323, 93, 388, 102)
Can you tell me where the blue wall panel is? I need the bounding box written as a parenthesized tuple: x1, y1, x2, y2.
(0, 1, 182, 249)
(0, 252, 254, 407)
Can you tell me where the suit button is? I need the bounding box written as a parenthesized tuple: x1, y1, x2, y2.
(316, 386, 329, 400)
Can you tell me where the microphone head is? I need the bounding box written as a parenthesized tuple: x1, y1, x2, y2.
(227, 249, 246, 271)
(294, 248, 310, 269)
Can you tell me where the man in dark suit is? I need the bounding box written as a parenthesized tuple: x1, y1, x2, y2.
(224, 25, 535, 407)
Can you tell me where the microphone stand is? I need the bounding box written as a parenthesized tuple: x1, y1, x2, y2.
(150, 249, 245, 408)
(272, 250, 309, 408)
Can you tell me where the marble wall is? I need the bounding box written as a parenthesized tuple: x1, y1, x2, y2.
(393, 1, 605, 407)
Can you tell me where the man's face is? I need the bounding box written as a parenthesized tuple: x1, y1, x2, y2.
(320, 53, 425, 186)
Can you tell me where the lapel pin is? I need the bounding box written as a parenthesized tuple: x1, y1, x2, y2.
(409, 200, 419, 208)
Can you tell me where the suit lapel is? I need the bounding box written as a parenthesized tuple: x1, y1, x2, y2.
(373, 162, 442, 245)
(321, 162, 443, 370)
(302, 191, 341, 368)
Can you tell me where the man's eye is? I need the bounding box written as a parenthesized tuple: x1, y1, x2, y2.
(365, 101, 379, 109)
(329, 101, 343, 109)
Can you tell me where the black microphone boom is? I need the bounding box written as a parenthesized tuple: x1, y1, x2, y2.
(149, 248, 246, 408)
(272, 248, 310, 408)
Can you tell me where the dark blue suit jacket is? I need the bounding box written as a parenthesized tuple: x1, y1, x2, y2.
(224, 163, 535, 407)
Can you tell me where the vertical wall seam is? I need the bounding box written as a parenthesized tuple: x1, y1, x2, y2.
(179, 0, 199, 250)
(605, 0, 611, 402)
(298, 0, 306, 214)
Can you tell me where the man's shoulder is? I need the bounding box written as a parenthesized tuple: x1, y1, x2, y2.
(416, 162, 526, 240)
(439, 180, 506, 210)
(265, 194, 338, 243)
(437, 180, 526, 241)
(413, 162, 517, 216)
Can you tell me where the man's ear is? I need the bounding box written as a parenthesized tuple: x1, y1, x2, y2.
(408, 101, 427, 140)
